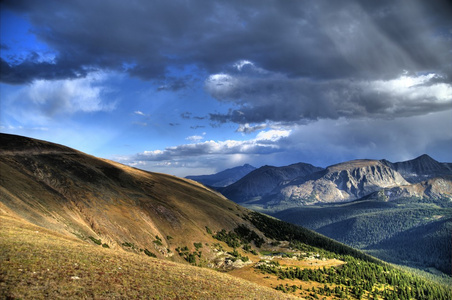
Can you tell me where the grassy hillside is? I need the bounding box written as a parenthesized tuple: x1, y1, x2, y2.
(0, 213, 296, 299)
(3, 209, 451, 299)
(0, 133, 253, 264)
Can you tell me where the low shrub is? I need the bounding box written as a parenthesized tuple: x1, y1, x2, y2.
(122, 242, 135, 248)
(144, 249, 157, 257)
(205, 226, 212, 235)
(88, 236, 102, 245)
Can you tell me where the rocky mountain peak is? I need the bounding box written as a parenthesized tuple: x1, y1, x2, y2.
(387, 154, 452, 183)
(276, 160, 410, 206)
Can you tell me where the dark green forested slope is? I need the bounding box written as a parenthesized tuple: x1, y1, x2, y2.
(271, 197, 452, 276)
(366, 217, 452, 275)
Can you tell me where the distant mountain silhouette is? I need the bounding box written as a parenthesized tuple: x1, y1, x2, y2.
(186, 164, 256, 187)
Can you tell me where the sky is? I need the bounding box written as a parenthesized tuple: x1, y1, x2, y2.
(1, 0, 451, 177)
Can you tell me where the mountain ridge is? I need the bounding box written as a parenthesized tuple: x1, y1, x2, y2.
(186, 163, 256, 187)
(216, 155, 452, 210)
(381, 154, 452, 183)
(0, 133, 249, 257)
(219, 162, 324, 204)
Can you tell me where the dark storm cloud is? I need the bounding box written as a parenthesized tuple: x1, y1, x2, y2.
(181, 112, 207, 120)
(2, 0, 451, 124)
(2, 0, 450, 82)
(0, 57, 88, 84)
(205, 67, 452, 124)
(280, 111, 452, 167)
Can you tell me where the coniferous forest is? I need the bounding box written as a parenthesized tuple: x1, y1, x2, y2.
(248, 211, 452, 299)
(272, 197, 452, 276)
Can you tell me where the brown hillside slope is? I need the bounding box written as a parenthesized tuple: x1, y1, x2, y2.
(0, 133, 252, 261)
(0, 133, 303, 298)
(0, 213, 297, 299)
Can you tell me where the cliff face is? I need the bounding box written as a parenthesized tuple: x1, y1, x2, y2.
(366, 176, 452, 201)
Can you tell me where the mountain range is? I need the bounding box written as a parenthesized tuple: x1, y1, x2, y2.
(216, 155, 452, 210)
(381, 154, 452, 183)
(1, 133, 451, 299)
(193, 154, 452, 276)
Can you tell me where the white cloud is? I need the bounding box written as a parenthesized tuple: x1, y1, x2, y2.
(25, 72, 116, 116)
(366, 73, 452, 103)
(233, 60, 253, 71)
(115, 129, 292, 176)
(204, 73, 239, 100)
(255, 129, 291, 142)
(1, 71, 119, 132)
(134, 110, 146, 116)
(186, 135, 204, 142)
